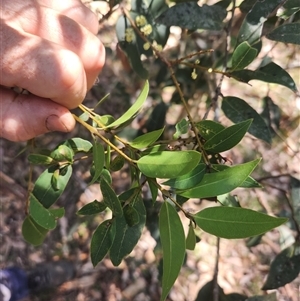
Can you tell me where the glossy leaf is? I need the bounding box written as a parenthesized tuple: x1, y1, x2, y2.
(51, 168, 61, 191)
(194, 280, 226, 301)
(173, 119, 189, 139)
(156, 3, 227, 31)
(106, 81, 149, 128)
(63, 137, 93, 153)
(32, 165, 72, 208)
(186, 223, 196, 250)
(196, 120, 225, 140)
(50, 145, 74, 163)
(262, 243, 300, 290)
(91, 219, 116, 266)
(129, 128, 165, 149)
(217, 193, 240, 207)
(22, 216, 49, 246)
(100, 178, 123, 217)
(123, 205, 140, 227)
(194, 206, 288, 239)
(27, 154, 54, 165)
(137, 150, 201, 178)
(77, 200, 107, 216)
(159, 201, 186, 301)
(179, 159, 260, 198)
(277, 0, 300, 20)
(163, 163, 206, 190)
(211, 164, 261, 188)
(231, 41, 257, 71)
(261, 96, 281, 135)
(222, 96, 272, 144)
(148, 178, 158, 203)
(229, 62, 298, 93)
(110, 189, 146, 266)
(90, 140, 105, 184)
(267, 23, 300, 45)
(29, 194, 57, 230)
(110, 154, 125, 172)
(237, 0, 285, 45)
(204, 119, 252, 153)
(48, 207, 65, 219)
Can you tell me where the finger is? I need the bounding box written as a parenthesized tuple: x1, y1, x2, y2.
(0, 87, 76, 142)
(37, 0, 99, 34)
(19, 6, 105, 89)
(1, 25, 87, 109)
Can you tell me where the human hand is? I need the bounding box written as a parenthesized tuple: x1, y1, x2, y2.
(0, 0, 105, 141)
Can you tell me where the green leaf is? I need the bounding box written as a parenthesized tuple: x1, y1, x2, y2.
(91, 219, 116, 266)
(22, 216, 49, 246)
(262, 243, 300, 290)
(32, 165, 72, 208)
(231, 41, 258, 71)
(277, 0, 300, 20)
(137, 150, 201, 178)
(194, 280, 226, 301)
(210, 164, 261, 188)
(163, 163, 206, 190)
(27, 154, 54, 165)
(105, 81, 149, 128)
(110, 189, 146, 266)
(148, 178, 159, 203)
(159, 202, 186, 301)
(179, 159, 261, 198)
(63, 137, 93, 153)
(100, 178, 123, 217)
(186, 223, 196, 250)
(156, 3, 227, 31)
(241, 176, 262, 188)
(77, 200, 107, 216)
(222, 96, 272, 144)
(173, 119, 189, 139)
(261, 96, 281, 135)
(90, 140, 105, 184)
(195, 120, 225, 140)
(217, 193, 240, 207)
(110, 154, 125, 172)
(94, 115, 116, 127)
(193, 206, 288, 239)
(123, 205, 140, 227)
(129, 128, 165, 149)
(237, 0, 285, 45)
(204, 119, 252, 153)
(50, 145, 74, 163)
(29, 193, 57, 230)
(229, 62, 298, 93)
(51, 168, 61, 191)
(267, 23, 300, 45)
(48, 207, 65, 219)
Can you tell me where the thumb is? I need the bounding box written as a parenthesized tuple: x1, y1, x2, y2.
(0, 87, 76, 142)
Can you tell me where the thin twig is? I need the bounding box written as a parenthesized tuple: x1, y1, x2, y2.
(213, 237, 220, 301)
(121, 8, 211, 166)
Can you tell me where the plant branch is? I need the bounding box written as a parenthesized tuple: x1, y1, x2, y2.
(121, 8, 211, 166)
(213, 237, 220, 301)
(73, 114, 136, 164)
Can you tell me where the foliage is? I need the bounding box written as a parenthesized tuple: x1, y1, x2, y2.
(22, 0, 300, 300)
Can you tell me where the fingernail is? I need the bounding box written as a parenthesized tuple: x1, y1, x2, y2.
(46, 114, 69, 132)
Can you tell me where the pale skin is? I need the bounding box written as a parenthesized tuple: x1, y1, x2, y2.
(0, 0, 105, 141)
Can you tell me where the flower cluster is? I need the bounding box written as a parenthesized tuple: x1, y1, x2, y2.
(125, 28, 135, 43)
